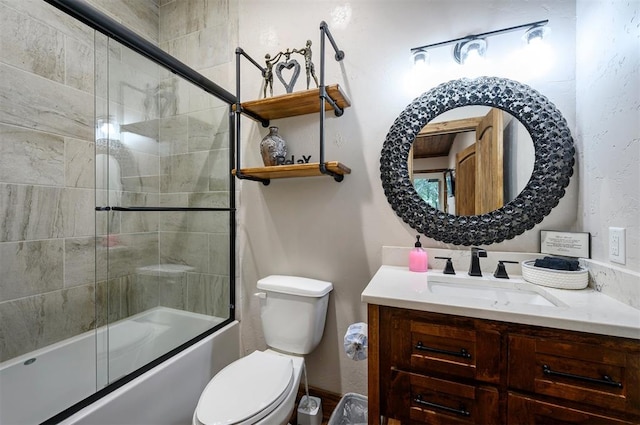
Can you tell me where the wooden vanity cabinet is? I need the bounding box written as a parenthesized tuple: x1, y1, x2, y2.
(507, 393, 638, 425)
(387, 369, 501, 424)
(372, 306, 508, 424)
(508, 332, 640, 418)
(368, 305, 640, 425)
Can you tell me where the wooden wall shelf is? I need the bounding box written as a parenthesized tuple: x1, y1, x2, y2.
(238, 84, 351, 121)
(232, 161, 351, 180)
(234, 25, 349, 184)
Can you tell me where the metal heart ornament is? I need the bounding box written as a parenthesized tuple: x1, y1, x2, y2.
(275, 59, 300, 93)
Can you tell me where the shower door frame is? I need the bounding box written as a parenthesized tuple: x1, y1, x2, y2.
(42, 0, 238, 422)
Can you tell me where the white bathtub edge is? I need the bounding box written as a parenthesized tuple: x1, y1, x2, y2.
(59, 320, 240, 425)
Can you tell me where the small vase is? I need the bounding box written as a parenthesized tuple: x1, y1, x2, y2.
(260, 126, 287, 166)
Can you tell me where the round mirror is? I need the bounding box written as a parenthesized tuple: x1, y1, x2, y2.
(380, 76, 575, 246)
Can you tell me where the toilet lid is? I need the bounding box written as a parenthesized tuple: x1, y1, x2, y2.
(196, 351, 293, 425)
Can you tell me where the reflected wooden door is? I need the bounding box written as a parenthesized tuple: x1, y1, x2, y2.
(455, 108, 503, 216)
(455, 143, 476, 216)
(475, 108, 504, 214)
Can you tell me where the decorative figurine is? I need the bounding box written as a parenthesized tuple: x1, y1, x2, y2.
(262, 39, 319, 96)
(275, 48, 301, 94)
(263, 52, 282, 98)
(294, 40, 319, 89)
(143, 79, 177, 119)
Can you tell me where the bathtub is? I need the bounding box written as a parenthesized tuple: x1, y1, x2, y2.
(0, 307, 239, 425)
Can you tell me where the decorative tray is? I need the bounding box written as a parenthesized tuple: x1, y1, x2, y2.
(521, 260, 588, 290)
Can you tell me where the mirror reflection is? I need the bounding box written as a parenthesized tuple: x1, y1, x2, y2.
(409, 106, 534, 215)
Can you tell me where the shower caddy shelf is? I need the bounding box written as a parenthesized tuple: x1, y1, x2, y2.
(233, 21, 351, 185)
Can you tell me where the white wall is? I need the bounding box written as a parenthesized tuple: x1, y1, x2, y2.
(576, 0, 639, 271)
(233, 0, 635, 397)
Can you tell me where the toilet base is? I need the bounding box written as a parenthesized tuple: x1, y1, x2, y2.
(297, 396, 322, 425)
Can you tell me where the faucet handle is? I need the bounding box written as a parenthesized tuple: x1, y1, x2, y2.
(472, 247, 488, 257)
(493, 260, 519, 279)
(435, 257, 456, 275)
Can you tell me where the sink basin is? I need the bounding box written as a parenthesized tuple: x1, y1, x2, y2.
(428, 279, 561, 307)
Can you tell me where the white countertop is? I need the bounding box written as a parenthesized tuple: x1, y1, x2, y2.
(362, 265, 640, 340)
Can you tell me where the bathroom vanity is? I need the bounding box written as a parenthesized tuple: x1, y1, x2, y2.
(362, 266, 640, 425)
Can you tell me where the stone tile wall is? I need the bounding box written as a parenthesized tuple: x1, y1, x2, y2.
(155, 0, 234, 324)
(0, 0, 234, 363)
(0, 0, 100, 362)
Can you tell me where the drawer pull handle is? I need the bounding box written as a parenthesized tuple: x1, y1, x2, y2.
(413, 394, 470, 417)
(415, 341, 472, 359)
(542, 364, 623, 388)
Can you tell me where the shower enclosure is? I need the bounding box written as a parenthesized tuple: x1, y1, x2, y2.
(0, 1, 236, 423)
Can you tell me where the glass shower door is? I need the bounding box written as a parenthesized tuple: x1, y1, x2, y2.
(95, 36, 233, 386)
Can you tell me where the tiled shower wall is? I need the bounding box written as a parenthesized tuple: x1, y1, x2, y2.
(0, 0, 119, 362)
(0, 0, 235, 362)
(153, 0, 234, 321)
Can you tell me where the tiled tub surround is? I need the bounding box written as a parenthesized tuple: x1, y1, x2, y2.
(377, 246, 640, 338)
(0, 0, 234, 366)
(0, 0, 125, 363)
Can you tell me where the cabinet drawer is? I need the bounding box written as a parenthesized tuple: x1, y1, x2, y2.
(508, 393, 637, 425)
(405, 320, 502, 384)
(388, 370, 501, 424)
(509, 334, 640, 415)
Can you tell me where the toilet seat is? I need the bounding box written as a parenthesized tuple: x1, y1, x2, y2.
(195, 351, 294, 425)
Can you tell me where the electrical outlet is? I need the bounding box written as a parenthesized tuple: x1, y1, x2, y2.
(609, 227, 626, 264)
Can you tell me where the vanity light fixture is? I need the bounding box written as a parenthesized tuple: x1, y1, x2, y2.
(412, 49, 429, 66)
(523, 24, 550, 45)
(453, 37, 487, 65)
(410, 19, 549, 66)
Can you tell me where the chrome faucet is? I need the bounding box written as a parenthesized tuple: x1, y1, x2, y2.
(468, 247, 487, 277)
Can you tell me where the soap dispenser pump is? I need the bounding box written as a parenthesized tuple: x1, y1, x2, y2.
(409, 235, 428, 272)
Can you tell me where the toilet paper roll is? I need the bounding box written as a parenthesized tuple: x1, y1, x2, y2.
(344, 322, 368, 361)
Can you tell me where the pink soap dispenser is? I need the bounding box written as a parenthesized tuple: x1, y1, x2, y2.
(409, 235, 428, 272)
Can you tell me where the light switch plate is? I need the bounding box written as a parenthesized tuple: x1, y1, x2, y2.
(609, 227, 626, 264)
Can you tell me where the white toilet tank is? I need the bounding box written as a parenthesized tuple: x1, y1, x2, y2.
(257, 275, 333, 355)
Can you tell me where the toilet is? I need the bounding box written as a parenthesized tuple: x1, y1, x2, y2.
(193, 275, 333, 425)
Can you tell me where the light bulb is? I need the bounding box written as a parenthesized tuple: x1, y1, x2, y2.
(463, 47, 484, 66)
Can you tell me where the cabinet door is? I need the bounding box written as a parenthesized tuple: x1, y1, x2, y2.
(508, 393, 637, 425)
(388, 370, 501, 424)
(509, 334, 640, 416)
(398, 316, 502, 384)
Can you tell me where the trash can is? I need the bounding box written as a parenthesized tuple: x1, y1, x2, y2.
(328, 393, 368, 425)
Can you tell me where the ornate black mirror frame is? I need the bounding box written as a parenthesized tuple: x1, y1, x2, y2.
(380, 76, 575, 245)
